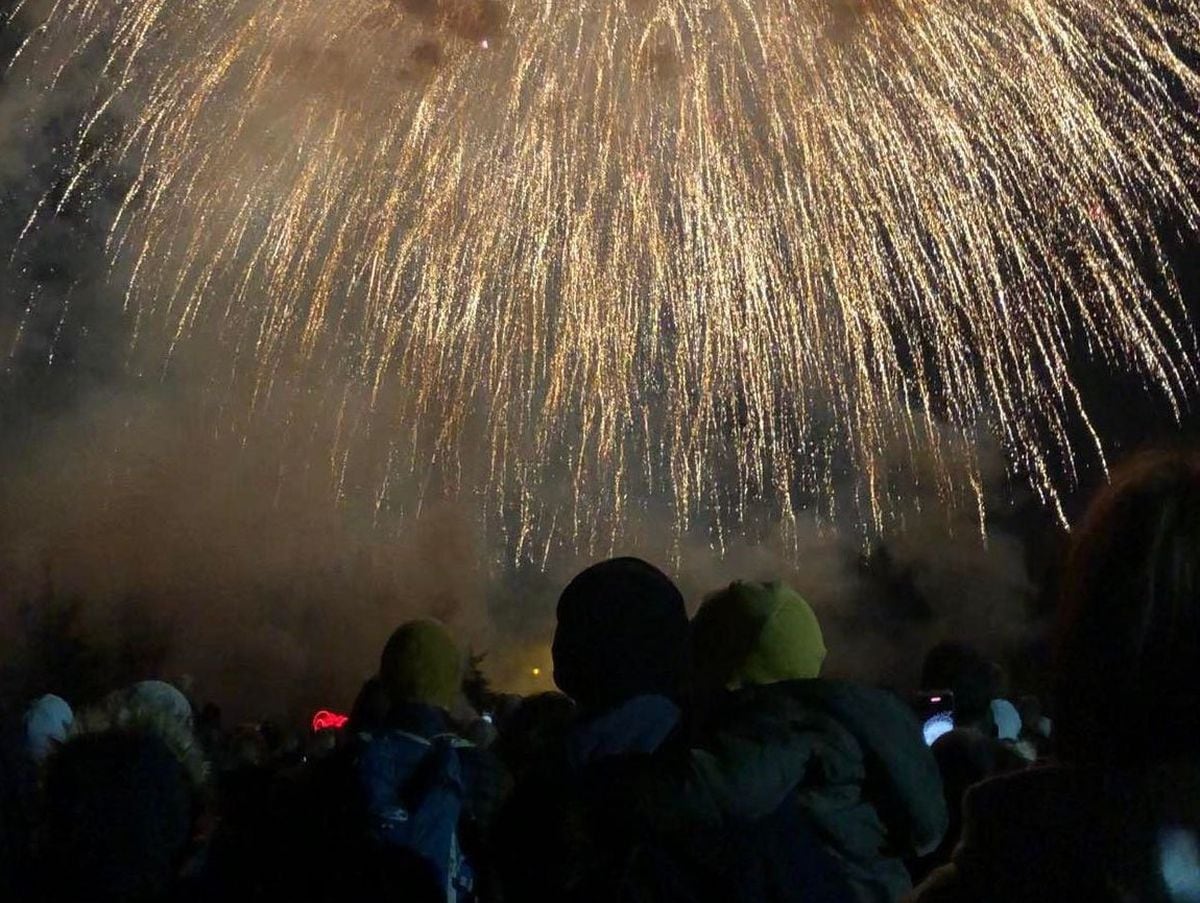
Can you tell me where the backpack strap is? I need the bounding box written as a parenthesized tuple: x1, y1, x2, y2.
(430, 732, 475, 750)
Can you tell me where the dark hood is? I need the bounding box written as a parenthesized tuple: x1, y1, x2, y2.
(552, 557, 688, 713)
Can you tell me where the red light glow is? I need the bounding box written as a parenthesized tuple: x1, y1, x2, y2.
(312, 710, 349, 732)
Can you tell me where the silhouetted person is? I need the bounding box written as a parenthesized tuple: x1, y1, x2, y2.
(920, 643, 998, 736)
(552, 556, 690, 765)
(497, 556, 690, 901)
(912, 450, 1200, 902)
(594, 581, 946, 902)
(357, 619, 505, 903)
(39, 730, 195, 903)
(916, 644, 1024, 878)
(23, 694, 73, 764)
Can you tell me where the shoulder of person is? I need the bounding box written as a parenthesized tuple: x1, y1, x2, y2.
(907, 862, 966, 903)
(957, 765, 1097, 869)
(962, 764, 1077, 818)
(761, 679, 911, 718)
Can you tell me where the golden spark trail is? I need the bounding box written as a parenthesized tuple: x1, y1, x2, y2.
(5, 0, 1200, 555)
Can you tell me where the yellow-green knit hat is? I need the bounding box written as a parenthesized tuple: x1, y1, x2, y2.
(379, 619, 463, 711)
(688, 581, 826, 693)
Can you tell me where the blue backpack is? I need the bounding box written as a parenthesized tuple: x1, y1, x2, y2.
(357, 729, 477, 902)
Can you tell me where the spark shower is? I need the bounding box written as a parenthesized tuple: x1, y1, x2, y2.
(5, 0, 1200, 557)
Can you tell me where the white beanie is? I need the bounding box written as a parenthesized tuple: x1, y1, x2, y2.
(122, 681, 194, 727)
(24, 694, 73, 762)
(991, 698, 1022, 741)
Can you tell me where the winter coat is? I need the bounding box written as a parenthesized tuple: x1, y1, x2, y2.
(908, 727, 1027, 884)
(603, 679, 947, 903)
(373, 702, 509, 837)
(495, 694, 684, 903)
(908, 762, 1200, 903)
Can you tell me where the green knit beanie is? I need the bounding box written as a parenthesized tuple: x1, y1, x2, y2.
(379, 619, 463, 711)
(689, 581, 826, 693)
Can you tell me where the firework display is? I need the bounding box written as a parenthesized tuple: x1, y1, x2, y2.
(5, 0, 1200, 554)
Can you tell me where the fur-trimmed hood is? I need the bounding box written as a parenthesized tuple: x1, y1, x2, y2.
(68, 685, 209, 792)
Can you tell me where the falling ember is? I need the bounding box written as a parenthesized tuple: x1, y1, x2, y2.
(4, 0, 1200, 555)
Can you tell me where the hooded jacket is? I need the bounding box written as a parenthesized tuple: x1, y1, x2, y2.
(38, 711, 202, 903)
(581, 581, 948, 902)
(604, 679, 947, 903)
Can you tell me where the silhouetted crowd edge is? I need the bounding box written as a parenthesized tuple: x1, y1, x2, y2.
(3, 449, 1200, 902)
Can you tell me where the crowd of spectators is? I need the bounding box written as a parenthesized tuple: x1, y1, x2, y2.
(2, 449, 1199, 902)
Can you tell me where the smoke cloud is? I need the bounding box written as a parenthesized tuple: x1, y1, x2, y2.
(0, 366, 1042, 719)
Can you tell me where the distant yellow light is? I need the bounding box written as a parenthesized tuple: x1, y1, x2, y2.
(531, 667, 541, 677)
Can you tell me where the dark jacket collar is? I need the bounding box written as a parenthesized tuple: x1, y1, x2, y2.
(567, 694, 681, 771)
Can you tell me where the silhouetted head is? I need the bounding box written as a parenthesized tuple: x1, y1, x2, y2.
(493, 691, 577, 779)
(921, 641, 998, 732)
(41, 731, 193, 903)
(1055, 449, 1200, 767)
(552, 557, 687, 713)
